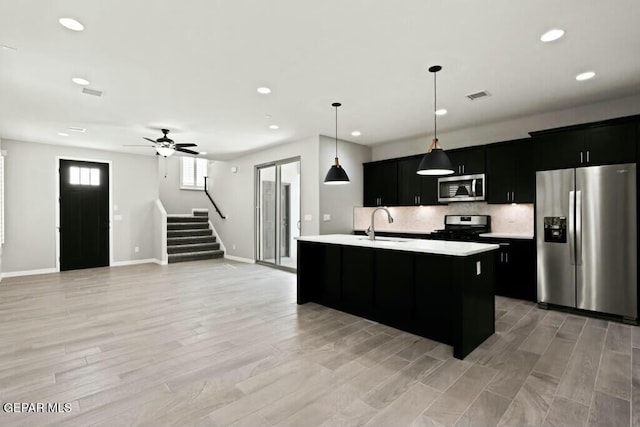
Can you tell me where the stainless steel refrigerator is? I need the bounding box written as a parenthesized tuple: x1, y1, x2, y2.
(536, 163, 637, 320)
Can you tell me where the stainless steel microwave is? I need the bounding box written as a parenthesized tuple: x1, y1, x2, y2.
(438, 173, 486, 202)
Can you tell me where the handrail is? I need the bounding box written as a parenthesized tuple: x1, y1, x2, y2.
(203, 177, 227, 219)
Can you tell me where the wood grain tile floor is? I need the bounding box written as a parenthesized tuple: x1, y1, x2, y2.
(0, 259, 639, 426)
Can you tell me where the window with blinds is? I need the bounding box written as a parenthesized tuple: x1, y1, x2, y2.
(180, 157, 208, 189)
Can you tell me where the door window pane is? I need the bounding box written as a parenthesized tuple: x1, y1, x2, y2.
(70, 167, 80, 185)
(90, 168, 100, 186)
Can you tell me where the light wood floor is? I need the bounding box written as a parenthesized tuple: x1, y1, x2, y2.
(0, 259, 638, 427)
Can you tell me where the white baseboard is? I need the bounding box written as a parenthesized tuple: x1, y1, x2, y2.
(111, 259, 160, 267)
(224, 255, 255, 264)
(1, 268, 57, 279)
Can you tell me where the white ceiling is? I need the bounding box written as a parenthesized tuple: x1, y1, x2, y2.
(1, 0, 639, 159)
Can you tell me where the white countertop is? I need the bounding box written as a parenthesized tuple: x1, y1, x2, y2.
(479, 232, 534, 240)
(297, 234, 499, 257)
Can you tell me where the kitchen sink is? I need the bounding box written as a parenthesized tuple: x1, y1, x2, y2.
(359, 237, 408, 243)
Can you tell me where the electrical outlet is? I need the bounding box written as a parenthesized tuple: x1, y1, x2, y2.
(134, 246, 140, 253)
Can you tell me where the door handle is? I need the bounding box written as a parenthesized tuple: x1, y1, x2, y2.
(568, 190, 576, 265)
(575, 190, 582, 265)
(471, 179, 477, 197)
(296, 220, 301, 231)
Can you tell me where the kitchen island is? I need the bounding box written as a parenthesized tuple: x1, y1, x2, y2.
(297, 234, 500, 359)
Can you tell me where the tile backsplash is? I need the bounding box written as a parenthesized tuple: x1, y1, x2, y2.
(353, 203, 534, 235)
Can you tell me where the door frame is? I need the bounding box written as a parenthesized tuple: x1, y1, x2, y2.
(254, 156, 301, 271)
(55, 156, 113, 272)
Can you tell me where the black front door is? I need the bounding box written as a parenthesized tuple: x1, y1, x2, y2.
(59, 160, 109, 271)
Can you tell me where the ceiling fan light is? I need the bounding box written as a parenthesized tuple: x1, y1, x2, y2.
(156, 146, 175, 157)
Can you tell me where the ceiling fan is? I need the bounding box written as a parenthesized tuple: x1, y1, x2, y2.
(125, 129, 199, 157)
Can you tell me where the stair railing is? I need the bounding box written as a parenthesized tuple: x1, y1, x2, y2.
(203, 176, 227, 219)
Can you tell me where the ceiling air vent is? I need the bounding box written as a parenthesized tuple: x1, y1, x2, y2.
(466, 90, 491, 101)
(82, 88, 103, 97)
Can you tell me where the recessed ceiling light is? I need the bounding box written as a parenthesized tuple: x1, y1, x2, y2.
(67, 126, 86, 133)
(269, 124, 279, 130)
(71, 77, 90, 86)
(351, 131, 361, 137)
(59, 18, 85, 32)
(58, 132, 69, 137)
(576, 71, 596, 81)
(257, 87, 271, 94)
(435, 109, 448, 116)
(540, 29, 565, 42)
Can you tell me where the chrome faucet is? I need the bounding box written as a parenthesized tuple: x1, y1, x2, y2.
(366, 207, 394, 240)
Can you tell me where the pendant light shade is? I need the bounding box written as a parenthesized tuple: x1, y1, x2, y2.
(417, 65, 455, 176)
(324, 102, 350, 185)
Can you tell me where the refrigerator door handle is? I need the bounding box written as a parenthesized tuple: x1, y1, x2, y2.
(576, 190, 583, 265)
(569, 190, 576, 265)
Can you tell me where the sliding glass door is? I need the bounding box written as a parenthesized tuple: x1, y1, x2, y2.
(256, 158, 301, 269)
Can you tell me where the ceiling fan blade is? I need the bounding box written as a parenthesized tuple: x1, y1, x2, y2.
(123, 144, 155, 147)
(175, 143, 197, 148)
(143, 137, 158, 144)
(175, 147, 199, 155)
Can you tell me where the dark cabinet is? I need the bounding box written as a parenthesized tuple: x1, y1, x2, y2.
(534, 121, 637, 171)
(479, 238, 536, 301)
(397, 156, 441, 206)
(486, 139, 534, 204)
(341, 246, 374, 317)
(363, 161, 398, 207)
(447, 147, 486, 175)
(374, 249, 415, 328)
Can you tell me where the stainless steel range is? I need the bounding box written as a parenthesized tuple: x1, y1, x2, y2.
(429, 215, 491, 241)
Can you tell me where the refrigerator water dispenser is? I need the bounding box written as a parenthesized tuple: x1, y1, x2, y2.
(543, 217, 566, 243)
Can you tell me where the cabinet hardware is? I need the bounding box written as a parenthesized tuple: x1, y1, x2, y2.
(500, 252, 504, 262)
(587, 150, 590, 163)
(462, 165, 465, 174)
(511, 191, 515, 201)
(580, 151, 583, 164)
(506, 191, 510, 201)
(417, 195, 421, 204)
(505, 252, 509, 263)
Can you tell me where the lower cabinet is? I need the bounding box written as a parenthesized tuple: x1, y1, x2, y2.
(482, 238, 536, 301)
(374, 250, 415, 328)
(297, 241, 496, 359)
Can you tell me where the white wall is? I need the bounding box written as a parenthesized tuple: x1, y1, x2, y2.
(207, 136, 320, 260)
(158, 155, 210, 214)
(2, 139, 159, 274)
(372, 94, 640, 161)
(319, 135, 372, 234)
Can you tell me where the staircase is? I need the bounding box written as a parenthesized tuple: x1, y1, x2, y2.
(167, 211, 224, 263)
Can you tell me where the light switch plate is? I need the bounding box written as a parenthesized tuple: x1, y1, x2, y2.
(476, 261, 481, 276)
(304, 214, 312, 221)
(114, 214, 123, 221)
(323, 214, 331, 221)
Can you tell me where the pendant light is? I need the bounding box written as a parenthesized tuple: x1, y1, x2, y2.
(324, 102, 350, 185)
(417, 65, 454, 176)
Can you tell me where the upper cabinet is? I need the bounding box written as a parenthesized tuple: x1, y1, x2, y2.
(486, 139, 534, 204)
(397, 156, 441, 206)
(363, 160, 398, 207)
(533, 119, 637, 171)
(446, 146, 486, 175)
